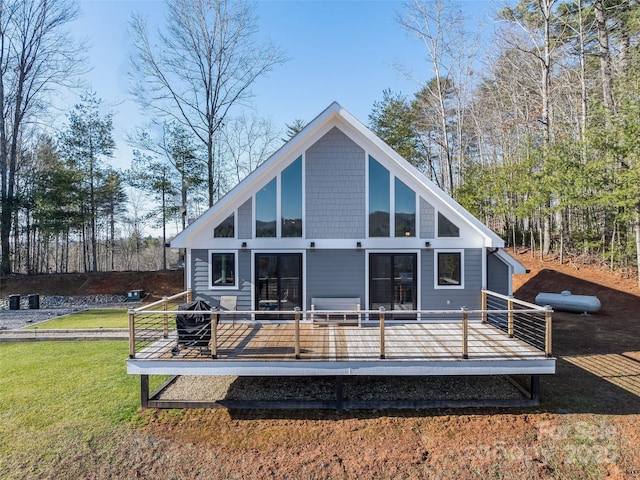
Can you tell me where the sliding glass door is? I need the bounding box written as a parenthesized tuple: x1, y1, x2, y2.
(256, 253, 302, 319)
(369, 253, 417, 318)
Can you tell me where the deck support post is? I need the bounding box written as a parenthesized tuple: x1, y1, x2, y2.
(141, 374, 149, 409)
(379, 307, 386, 359)
(462, 307, 469, 359)
(294, 307, 301, 359)
(481, 290, 487, 323)
(530, 375, 540, 401)
(544, 307, 553, 357)
(128, 309, 136, 359)
(162, 296, 169, 339)
(335, 376, 344, 411)
(187, 289, 192, 302)
(211, 311, 218, 359)
(507, 297, 514, 338)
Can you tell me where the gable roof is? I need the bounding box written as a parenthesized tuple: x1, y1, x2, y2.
(172, 102, 506, 250)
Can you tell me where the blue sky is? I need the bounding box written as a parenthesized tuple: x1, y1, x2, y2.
(71, 0, 500, 170)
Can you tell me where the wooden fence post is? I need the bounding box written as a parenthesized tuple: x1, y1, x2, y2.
(545, 307, 553, 357)
(481, 290, 487, 323)
(507, 296, 514, 338)
(163, 296, 169, 339)
(462, 306, 469, 359)
(294, 307, 301, 359)
(211, 310, 218, 359)
(128, 309, 136, 359)
(379, 306, 386, 359)
(187, 289, 192, 302)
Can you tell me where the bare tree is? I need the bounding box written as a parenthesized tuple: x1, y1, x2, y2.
(130, 0, 287, 207)
(220, 113, 280, 187)
(398, 0, 477, 194)
(0, 0, 83, 275)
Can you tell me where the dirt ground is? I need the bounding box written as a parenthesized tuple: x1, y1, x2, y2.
(5, 252, 640, 479)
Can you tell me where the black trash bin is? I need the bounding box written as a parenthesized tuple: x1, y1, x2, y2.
(9, 294, 20, 310)
(173, 299, 212, 355)
(28, 294, 40, 310)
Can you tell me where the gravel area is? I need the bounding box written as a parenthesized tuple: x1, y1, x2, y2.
(158, 375, 524, 403)
(0, 294, 129, 330)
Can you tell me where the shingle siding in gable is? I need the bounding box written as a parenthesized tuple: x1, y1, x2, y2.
(237, 198, 252, 239)
(305, 127, 366, 239)
(420, 197, 435, 238)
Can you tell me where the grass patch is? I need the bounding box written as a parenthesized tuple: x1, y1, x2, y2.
(26, 308, 129, 329)
(0, 341, 165, 478)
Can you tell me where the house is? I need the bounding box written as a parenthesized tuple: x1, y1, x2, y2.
(170, 102, 526, 314)
(126, 103, 553, 410)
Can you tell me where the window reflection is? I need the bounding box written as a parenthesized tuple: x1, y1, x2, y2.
(395, 178, 415, 237)
(281, 157, 302, 237)
(256, 179, 277, 237)
(369, 156, 390, 237)
(214, 213, 234, 238)
(438, 252, 461, 286)
(438, 212, 460, 237)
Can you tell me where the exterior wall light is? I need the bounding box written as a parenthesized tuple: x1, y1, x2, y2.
(310, 242, 316, 251)
(356, 241, 362, 250)
(241, 242, 247, 251)
(425, 241, 431, 248)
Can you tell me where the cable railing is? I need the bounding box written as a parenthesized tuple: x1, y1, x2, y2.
(128, 290, 553, 361)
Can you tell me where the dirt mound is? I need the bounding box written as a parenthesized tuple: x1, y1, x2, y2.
(0, 269, 184, 301)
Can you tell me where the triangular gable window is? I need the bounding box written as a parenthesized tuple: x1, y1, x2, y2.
(214, 213, 234, 238)
(437, 212, 459, 237)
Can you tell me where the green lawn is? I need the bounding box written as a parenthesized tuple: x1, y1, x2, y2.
(27, 308, 130, 329)
(0, 341, 167, 478)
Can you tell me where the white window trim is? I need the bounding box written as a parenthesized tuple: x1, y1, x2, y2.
(208, 249, 239, 290)
(434, 248, 465, 290)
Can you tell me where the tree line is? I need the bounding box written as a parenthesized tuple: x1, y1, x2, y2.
(369, 0, 640, 284)
(2, 0, 639, 284)
(0, 0, 285, 275)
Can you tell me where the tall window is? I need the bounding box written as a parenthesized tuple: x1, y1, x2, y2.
(395, 178, 415, 237)
(210, 251, 237, 289)
(256, 178, 277, 237)
(436, 251, 462, 287)
(281, 156, 302, 237)
(214, 213, 234, 238)
(369, 156, 390, 237)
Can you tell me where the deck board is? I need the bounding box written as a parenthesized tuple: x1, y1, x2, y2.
(135, 321, 549, 364)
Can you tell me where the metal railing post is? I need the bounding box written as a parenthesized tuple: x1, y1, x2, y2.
(128, 309, 136, 358)
(481, 290, 487, 323)
(294, 307, 301, 359)
(379, 306, 386, 359)
(507, 296, 514, 338)
(545, 306, 553, 357)
(162, 296, 169, 339)
(211, 310, 218, 359)
(462, 306, 469, 359)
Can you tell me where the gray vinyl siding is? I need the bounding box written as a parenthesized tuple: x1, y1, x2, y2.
(190, 248, 251, 310)
(305, 127, 366, 239)
(421, 249, 483, 310)
(306, 250, 365, 309)
(487, 251, 510, 295)
(237, 198, 252, 239)
(420, 197, 435, 238)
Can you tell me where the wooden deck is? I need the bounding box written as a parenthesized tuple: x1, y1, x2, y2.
(127, 321, 555, 377)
